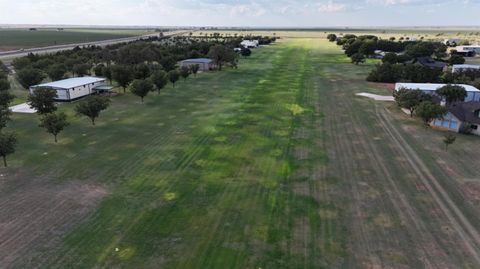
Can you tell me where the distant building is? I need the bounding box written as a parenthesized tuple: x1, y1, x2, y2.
(455, 45, 480, 54)
(452, 64, 480, 73)
(395, 83, 480, 102)
(179, 58, 213, 71)
(30, 77, 109, 102)
(240, 40, 259, 49)
(443, 38, 460, 46)
(431, 101, 480, 136)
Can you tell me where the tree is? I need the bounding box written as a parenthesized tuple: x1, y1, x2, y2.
(351, 53, 365, 65)
(449, 54, 465, 65)
(327, 34, 337, 42)
(75, 96, 111, 125)
(0, 79, 10, 92)
(16, 67, 45, 89)
(102, 66, 113, 84)
(73, 64, 91, 77)
(190, 64, 200, 77)
(207, 45, 236, 70)
(0, 132, 16, 167)
(443, 134, 456, 151)
(130, 79, 154, 103)
(112, 65, 133, 93)
(382, 53, 398, 64)
(39, 112, 69, 143)
(358, 41, 376, 56)
(134, 63, 152, 79)
(436, 84, 467, 105)
(416, 101, 447, 126)
(168, 70, 180, 88)
(150, 70, 168, 94)
(94, 64, 105, 76)
(180, 66, 190, 81)
(27, 87, 57, 115)
(241, 48, 252, 58)
(47, 64, 67, 81)
(394, 88, 432, 117)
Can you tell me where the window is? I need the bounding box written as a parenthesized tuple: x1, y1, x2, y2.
(434, 119, 442, 126)
(450, 121, 458, 129)
(442, 120, 450, 128)
(472, 125, 478, 130)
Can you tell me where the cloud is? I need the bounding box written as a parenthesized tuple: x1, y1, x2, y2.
(317, 1, 347, 12)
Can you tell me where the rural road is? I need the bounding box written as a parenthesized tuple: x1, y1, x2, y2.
(0, 30, 188, 68)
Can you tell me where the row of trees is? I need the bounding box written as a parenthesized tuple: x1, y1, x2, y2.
(0, 61, 17, 167)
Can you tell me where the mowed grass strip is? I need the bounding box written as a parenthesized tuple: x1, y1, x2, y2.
(7, 40, 344, 268)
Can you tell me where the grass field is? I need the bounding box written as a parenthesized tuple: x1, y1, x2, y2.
(0, 28, 151, 51)
(2, 38, 480, 268)
(195, 28, 480, 43)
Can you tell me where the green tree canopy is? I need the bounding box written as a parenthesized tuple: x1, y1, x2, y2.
(47, 64, 67, 81)
(39, 112, 69, 143)
(130, 79, 154, 103)
(0, 79, 10, 92)
(416, 101, 447, 126)
(189, 64, 200, 77)
(168, 70, 180, 88)
(0, 132, 16, 167)
(351, 53, 366, 65)
(27, 87, 57, 115)
(112, 65, 133, 93)
(394, 88, 432, 117)
(17, 67, 45, 89)
(436, 84, 467, 104)
(180, 66, 190, 81)
(150, 70, 168, 94)
(443, 134, 457, 151)
(75, 96, 111, 125)
(207, 45, 236, 70)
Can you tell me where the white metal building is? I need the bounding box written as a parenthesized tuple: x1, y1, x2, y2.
(452, 64, 480, 73)
(240, 40, 259, 48)
(455, 45, 480, 54)
(30, 77, 108, 101)
(395, 83, 480, 102)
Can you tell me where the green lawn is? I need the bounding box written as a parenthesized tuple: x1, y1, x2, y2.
(3, 39, 480, 268)
(0, 28, 151, 51)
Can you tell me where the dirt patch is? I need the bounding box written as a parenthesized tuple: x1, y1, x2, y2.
(0, 176, 107, 268)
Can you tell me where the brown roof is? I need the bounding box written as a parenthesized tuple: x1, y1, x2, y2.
(448, 102, 480, 124)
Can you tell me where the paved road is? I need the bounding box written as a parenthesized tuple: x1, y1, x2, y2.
(0, 30, 187, 67)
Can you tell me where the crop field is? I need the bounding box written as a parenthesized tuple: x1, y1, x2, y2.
(2, 38, 480, 268)
(0, 28, 151, 51)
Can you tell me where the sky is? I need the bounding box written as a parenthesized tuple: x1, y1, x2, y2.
(0, 0, 479, 27)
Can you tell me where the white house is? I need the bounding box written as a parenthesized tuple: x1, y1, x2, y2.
(240, 40, 259, 48)
(455, 45, 480, 54)
(395, 83, 480, 102)
(30, 77, 108, 102)
(452, 64, 480, 73)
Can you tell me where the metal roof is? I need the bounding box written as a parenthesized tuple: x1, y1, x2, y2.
(180, 58, 212, 64)
(452, 64, 480, 69)
(32, 76, 106, 89)
(395, 83, 480, 93)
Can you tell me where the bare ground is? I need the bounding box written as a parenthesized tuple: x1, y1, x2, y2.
(0, 170, 107, 268)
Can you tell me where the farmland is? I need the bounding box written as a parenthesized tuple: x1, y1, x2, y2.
(0, 28, 151, 51)
(2, 38, 480, 268)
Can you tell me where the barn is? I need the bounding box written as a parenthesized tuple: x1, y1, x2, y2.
(179, 58, 213, 71)
(395, 83, 480, 102)
(30, 77, 109, 102)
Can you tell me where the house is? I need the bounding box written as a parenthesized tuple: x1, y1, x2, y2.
(452, 64, 480, 73)
(30, 76, 109, 102)
(443, 38, 460, 46)
(240, 40, 259, 49)
(179, 58, 213, 71)
(395, 83, 480, 102)
(431, 101, 480, 136)
(455, 45, 480, 54)
(415, 56, 447, 69)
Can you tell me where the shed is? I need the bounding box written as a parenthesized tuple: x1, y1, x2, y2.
(30, 76, 108, 102)
(395, 83, 480, 102)
(179, 58, 213, 71)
